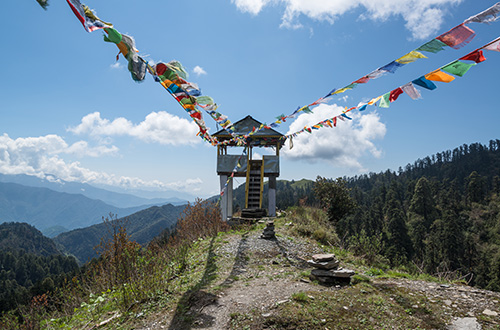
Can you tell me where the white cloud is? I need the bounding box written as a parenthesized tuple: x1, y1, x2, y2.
(110, 62, 122, 69)
(65, 141, 119, 158)
(68, 111, 201, 146)
(193, 65, 207, 76)
(282, 104, 386, 170)
(165, 178, 204, 192)
(231, 0, 272, 15)
(232, 0, 462, 39)
(0, 133, 203, 192)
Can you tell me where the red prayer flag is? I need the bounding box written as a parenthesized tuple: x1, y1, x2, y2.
(353, 77, 370, 84)
(437, 24, 476, 49)
(460, 50, 486, 63)
(389, 87, 404, 102)
(333, 117, 337, 127)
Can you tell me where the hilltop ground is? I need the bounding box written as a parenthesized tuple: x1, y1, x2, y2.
(42, 210, 500, 330)
(130, 218, 500, 330)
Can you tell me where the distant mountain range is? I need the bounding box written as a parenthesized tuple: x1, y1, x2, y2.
(0, 181, 159, 236)
(0, 173, 191, 208)
(0, 174, 191, 237)
(54, 203, 185, 263)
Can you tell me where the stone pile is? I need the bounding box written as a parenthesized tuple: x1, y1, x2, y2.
(260, 220, 276, 239)
(308, 253, 355, 284)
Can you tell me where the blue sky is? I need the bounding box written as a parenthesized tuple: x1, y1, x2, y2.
(1, 0, 499, 198)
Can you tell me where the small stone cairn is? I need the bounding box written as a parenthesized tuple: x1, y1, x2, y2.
(308, 253, 355, 284)
(260, 220, 276, 239)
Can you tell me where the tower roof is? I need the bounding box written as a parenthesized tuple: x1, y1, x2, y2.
(212, 115, 284, 140)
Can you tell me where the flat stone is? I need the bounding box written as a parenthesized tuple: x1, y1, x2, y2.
(312, 254, 336, 262)
(482, 309, 498, 316)
(447, 317, 481, 330)
(307, 258, 339, 270)
(332, 268, 355, 278)
(311, 268, 355, 278)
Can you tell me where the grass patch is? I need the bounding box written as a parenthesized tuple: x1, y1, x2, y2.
(259, 284, 447, 330)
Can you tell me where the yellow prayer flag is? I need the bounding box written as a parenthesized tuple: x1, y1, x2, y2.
(332, 87, 350, 95)
(367, 95, 382, 105)
(396, 51, 427, 64)
(425, 69, 455, 83)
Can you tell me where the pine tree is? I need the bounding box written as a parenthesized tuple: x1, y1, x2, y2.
(384, 187, 412, 265)
(408, 177, 439, 260)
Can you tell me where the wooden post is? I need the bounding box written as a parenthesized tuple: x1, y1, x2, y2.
(220, 175, 228, 221)
(268, 176, 277, 217)
(227, 176, 233, 219)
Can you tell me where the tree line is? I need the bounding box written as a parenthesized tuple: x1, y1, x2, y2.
(318, 139, 500, 291)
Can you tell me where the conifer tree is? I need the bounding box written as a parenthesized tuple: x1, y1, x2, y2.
(408, 177, 439, 260)
(384, 187, 413, 265)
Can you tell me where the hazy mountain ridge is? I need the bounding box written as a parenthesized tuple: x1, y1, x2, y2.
(0, 173, 190, 208)
(0, 222, 61, 256)
(54, 203, 185, 263)
(0, 181, 158, 235)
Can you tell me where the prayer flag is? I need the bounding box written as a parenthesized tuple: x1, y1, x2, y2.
(127, 53, 146, 82)
(353, 77, 370, 84)
(66, 0, 87, 30)
(368, 95, 382, 105)
(66, 0, 111, 32)
(396, 51, 427, 64)
(401, 82, 421, 100)
(412, 76, 437, 90)
(333, 117, 337, 127)
(36, 0, 49, 10)
(464, 2, 500, 24)
(380, 61, 405, 73)
(441, 60, 476, 77)
(436, 24, 476, 49)
(324, 88, 337, 98)
(366, 69, 385, 79)
(341, 113, 352, 120)
(196, 96, 215, 105)
(416, 39, 448, 53)
(358, 104, 368, 111)
(425, 69, 455, 83)
(484, 38, 500, 52)
(379, 92, 390, 108)
(460, 50, 486, 63)
(389, 88, 404, 102)
(103, 28, 122, 44)
(331, 86, 351, 95)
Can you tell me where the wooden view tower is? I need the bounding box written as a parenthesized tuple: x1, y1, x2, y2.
(212, 115, 284, 220)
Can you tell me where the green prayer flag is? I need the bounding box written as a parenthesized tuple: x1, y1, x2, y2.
(441, 60, 476, 77)
(104, 28, 122, 44)
(379, 92, 390, 108)
(196, 96, 214, 105)
(416, 39, 448, 53)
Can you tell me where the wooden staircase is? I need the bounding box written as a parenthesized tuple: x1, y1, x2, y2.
(242, 159, 267, 218)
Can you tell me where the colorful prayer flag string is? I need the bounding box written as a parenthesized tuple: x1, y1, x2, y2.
(64, 0, 241, 147)
(264, 2, 500, 138)
(284, 35, 500, 140)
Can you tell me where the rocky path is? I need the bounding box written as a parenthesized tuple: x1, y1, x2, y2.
(140, 230, 500, 330)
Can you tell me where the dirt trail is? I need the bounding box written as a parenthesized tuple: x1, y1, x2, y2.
(139, 230, 500, 330)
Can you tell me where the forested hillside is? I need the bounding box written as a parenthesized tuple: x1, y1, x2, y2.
(233, 178, 317, 211)
(338, 140, 500, 291)
(233, 140, 500, 291)
(54, 203, 185, 263)
(0, 223, 79, 313)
